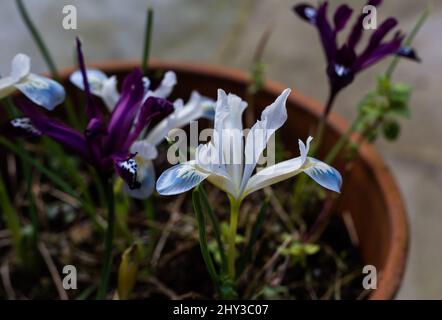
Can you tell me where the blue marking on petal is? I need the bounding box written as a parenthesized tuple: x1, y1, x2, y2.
(202, 102, 216, 120)
(304, 158, 342, 193)
(396, 46, 421, 62)
(156, 164, 208, 196)
(116, 157, 140, 190)
(10, 117, 42, 136)
(334, 64, 350, 78)
(293, 4, 317, 24)
(15, 74, 65, 111)
(123, 160, 155, 199)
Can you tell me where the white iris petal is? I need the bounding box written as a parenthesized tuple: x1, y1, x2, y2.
(0, 53, 65, 110)
(145, 90, 215, 147)
(70, 69, 119, 111)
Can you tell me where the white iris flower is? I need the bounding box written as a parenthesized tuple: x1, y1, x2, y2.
(156, 88, 342, 202)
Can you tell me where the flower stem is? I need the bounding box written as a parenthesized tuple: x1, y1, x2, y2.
(311, 92, 337, 156)
(96, 177, 115, 300)
(385, 4, 430, 79)
(141, 6, 154, 75)
(324, 113, 364, 164)
(227, 197, 240, 280)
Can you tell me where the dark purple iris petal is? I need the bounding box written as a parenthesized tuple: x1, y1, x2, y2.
(397, 46, 421, 62)
(76, 38, 107, 163)
(293, 4, 317, 24)
(316, 2, 336, 62)
(0, 117, 42, 138)
(113, 155, 141, 190)
(368, 0, 383, 6)
(335, 44, 357, 66)
(355, 33, 403, 71)
(105, 69, 144, 153)
(76, 38, 103, 121)
(334, 5, 353, 32)
(363, 18, 398, 54)
(85, 117, 107, 139)
(352, 18, 400, 71)
(18, 99, 90, 160)
(125, 97, 174, 149)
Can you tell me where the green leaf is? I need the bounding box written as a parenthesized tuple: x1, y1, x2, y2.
(358, 92, 387, 120)
(118, 243, 142, 300)
(304, 243, 320, 255)
(383, 120, 401, 141)
(200, 185, 227, 272)
(192, 187, 221, 293)
(255, 285, 289, 300)
(377, 75, 391, 95)
(389, 82, 412, 118)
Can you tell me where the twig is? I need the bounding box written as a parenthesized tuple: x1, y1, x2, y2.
(176, 291, 204, 300)
(151, 195, 185, 267)
(147, 276, 179, 299)
(320, 269, 361, 300)
(158, 241, 197, 268)
(263, 187, 295, 232)
(37, 242, 69, 300)
(342, 210, 359, 247)
(302, 193, 335, 243)
(259, 235, 293, 277)
(267, 256, 290, 287)
(49, 189, 81, 208)
(0, 260, 16, 299)
(356, 289, 372, 300)
(244, 234, 294, 297)
(305, 270, 318, 300)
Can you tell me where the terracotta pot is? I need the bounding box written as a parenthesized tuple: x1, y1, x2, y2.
(14, 60, 410, 300)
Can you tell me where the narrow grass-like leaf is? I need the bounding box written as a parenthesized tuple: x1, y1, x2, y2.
(200, 184, 227, 272)
(238, 198, 269, 277)
(193, 186, 220, 292)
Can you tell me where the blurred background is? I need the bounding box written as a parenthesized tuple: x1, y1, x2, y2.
(0, 0, 441, 299)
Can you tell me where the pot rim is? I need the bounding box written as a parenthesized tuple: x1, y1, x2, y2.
(57, 59, 409, 300)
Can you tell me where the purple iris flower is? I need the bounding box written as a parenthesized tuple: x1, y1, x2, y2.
(2, 39, 173, 192)
(294, 0, 420, 116)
